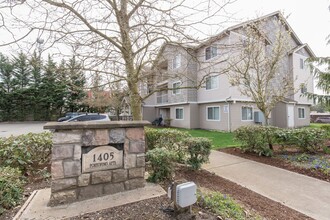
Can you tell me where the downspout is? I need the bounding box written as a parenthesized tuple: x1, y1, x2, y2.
(225, 96, 232, 132)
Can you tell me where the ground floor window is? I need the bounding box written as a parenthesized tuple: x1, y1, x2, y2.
(207, 106, 220, 121)
(298, 107, 305, 119)
(175, 108, 184, 120)
(242, 106, 253, 121)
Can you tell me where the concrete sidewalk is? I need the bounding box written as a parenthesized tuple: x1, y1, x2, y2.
(203, 150, 330, 220)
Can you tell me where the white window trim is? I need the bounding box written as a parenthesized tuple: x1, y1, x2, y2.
(241, 106, 254, 121)
(298, 107, 305, 119)
(205, 46, 218, 61)
(172, 54, 181, 69)
(205, 75, 219, 91)
(206, 106, 221, 121)
(172, 81, 181, 95)
(175, 107, 184, 120)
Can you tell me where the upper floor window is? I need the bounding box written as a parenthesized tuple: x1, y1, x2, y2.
(207, 106, 220, 121)
(175, 108, 184, 120)
(172, 81, 181, 95)
(205, 46, 217, 60)
(300, 83, 307, 94)
(300, 58, 304, 69)
(242, 106, 253, 121)
(206, 75, 219, 90)
(172, 54, 181, 69)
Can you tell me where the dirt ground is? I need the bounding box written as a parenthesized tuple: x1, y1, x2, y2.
(3, 148, 324, 220)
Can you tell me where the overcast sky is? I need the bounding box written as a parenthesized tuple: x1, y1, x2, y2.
(227, 0, 330, 57)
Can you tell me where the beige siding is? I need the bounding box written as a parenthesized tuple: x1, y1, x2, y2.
(295, 105, 310, 127)
(142, 107, 156, 122)
(170, 104, 190, 128)
(272, 102, 288, 128)
(189, 103, 200, 129)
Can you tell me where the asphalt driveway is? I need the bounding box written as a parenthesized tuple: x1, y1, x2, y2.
(0, 122, 48, 138)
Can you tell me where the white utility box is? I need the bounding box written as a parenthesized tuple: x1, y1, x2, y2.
(176, 182, 197, 208)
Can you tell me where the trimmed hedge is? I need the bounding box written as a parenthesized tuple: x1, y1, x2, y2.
(0, 132, 52, 174)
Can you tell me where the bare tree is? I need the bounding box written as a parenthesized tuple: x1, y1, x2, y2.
(0, 0, 236, 120)
(227, 17, 295, 125)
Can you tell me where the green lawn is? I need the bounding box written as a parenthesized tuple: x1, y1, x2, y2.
(173, 128, 240, 149)
(310, 123, 330, 128)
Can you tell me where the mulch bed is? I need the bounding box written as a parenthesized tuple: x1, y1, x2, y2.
(4, 148, 324, 220)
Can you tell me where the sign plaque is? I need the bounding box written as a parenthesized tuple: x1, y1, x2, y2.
(82, 145, 123, 173)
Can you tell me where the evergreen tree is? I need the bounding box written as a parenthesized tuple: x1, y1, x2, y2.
(0, 53, 15, 120)
(66, 56, 86, 112)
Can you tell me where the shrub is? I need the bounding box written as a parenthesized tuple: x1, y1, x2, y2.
(146, 148, 176, 182)
(275, 128, 326, 153)
(145, 127, 191, 150)
(145, 128, 191, 163)
(183, 137, 211, 170)
(0, 167, 25, 214)
(320, 125, 330, 138)
(0, 132, 52, 174)
(197, 191, 247, 220)
(234, 125, 277, 156)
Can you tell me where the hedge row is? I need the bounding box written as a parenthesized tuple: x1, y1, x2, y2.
(234, 125, 327, 156)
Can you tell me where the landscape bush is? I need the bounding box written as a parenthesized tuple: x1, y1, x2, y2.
(275, 128, 326, 153)
(197, 191, 247, 220)
(183, 137, 212, 170)
(145, 127, 191, 150)
(234, 125, 277, 156)
(146, 148, 177, 183)
(0, 167, 25, 214)
(0, 132, 52, 174)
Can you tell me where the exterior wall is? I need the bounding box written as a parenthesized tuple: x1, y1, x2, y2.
(189, 103, 200, 129)
(170, 104, 191, 128)
(272, 102, 288, 128)
(45, 121, 148, 206)
(142, 107, 156, 122)
(295, 104, 311, 127)
(292, 50, 314, 104)
(198, 102, 259, 131)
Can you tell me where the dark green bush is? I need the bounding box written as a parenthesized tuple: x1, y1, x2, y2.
(234, 125, 278, 156)
(275, 128, 326, 153)
(0, 167, 25, 214)
(146, 148, 176, 183)
(0, 132, 52, 174)
(183, 137, 212, 170)
(145, 127, 191, 150)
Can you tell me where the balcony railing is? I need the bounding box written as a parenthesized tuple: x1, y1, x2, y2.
(157, 94, 168, 104)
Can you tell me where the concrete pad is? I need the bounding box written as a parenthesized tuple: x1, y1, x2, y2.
(203, 151, 330, 220)
(14, 183, 166, 220)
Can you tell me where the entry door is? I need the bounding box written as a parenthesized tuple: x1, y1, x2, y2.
(287, 105, 294, 128)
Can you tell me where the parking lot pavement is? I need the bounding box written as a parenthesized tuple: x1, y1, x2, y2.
(0, 122, 48, 138)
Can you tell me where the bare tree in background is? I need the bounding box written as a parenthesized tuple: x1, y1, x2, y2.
(227, 17, 294, 125)
(0, 0, 236, 120)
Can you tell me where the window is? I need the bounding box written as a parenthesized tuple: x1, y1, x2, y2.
(175, 108, 184, 120)
(300, 58, 304, 69)
(172, 54, 181, 69)
(205, 46, 217, 60)
(242, 106, 253, 121)
(172, 81, 181, 95)
(298, 108, 305, 119)
(207, 106, 220, 121)
(205, 75, 219, 90)
(300, 83, 307, 94)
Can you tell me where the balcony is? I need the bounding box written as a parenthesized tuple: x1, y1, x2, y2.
(157, 94, 168, 104)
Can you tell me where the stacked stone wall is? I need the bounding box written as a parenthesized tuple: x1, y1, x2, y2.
(44, 121, 149, 206)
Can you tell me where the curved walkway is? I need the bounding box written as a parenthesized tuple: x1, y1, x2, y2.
(203, 150, 330, 220)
